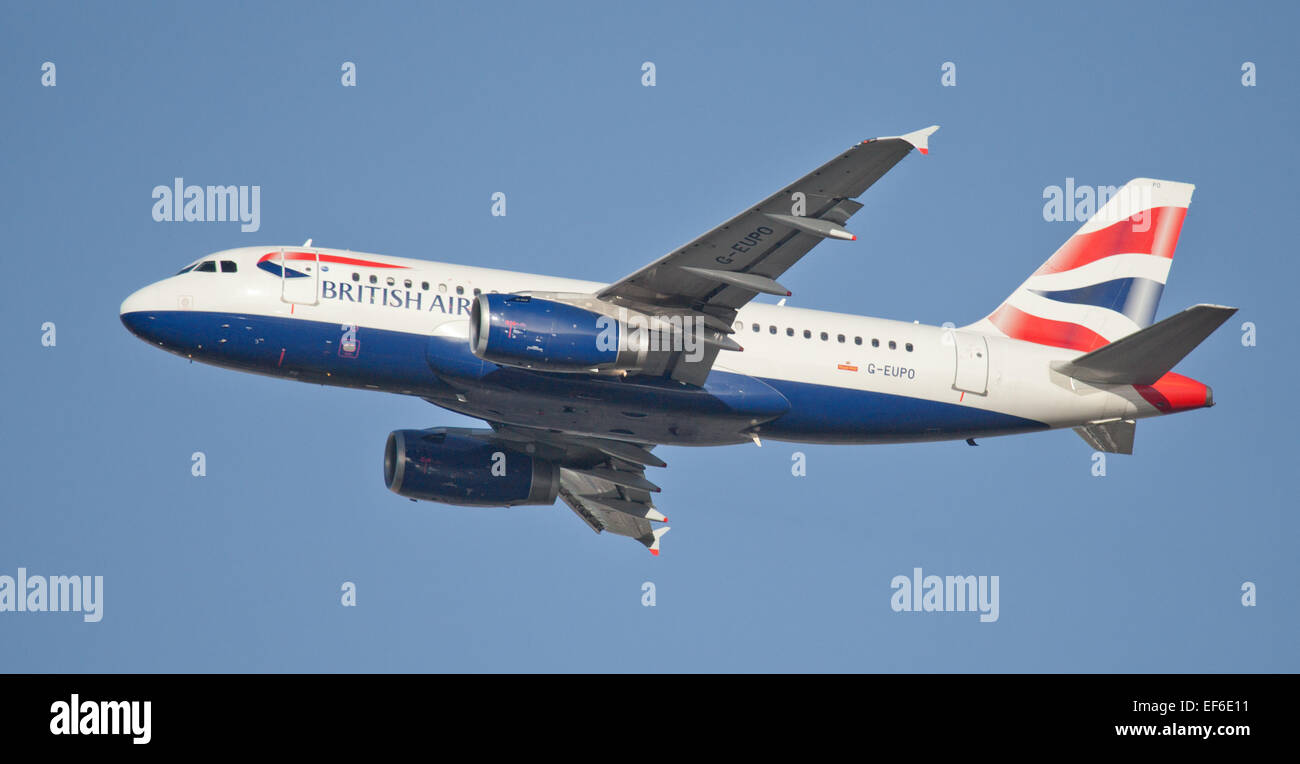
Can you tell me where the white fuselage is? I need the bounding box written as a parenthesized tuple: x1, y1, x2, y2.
(120, 246, 1166, 446)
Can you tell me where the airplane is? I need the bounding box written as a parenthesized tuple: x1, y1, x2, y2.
(120, 126, 1236, 554)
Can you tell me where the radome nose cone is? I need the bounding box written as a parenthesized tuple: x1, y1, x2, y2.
(120, 287, 154, 339)
(120, 286, 148, 317)
(120, 309, 146, 338)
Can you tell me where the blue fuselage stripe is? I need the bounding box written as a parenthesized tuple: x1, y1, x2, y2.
(121, 310, 1048, 445)
(757, 377, 1047, 443)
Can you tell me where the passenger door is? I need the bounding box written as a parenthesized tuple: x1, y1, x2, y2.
(952, 331, 989, 395)
(280, 248, 319, 305)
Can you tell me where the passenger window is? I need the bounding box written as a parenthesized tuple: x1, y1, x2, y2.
(734, 322, 743, 332)
(752, 323, 760, 333)
(369, 275, 378, 284)
(906, 343, 914, 352)
(820, 331, 828, 341)
(386, 277, 395, 286)
(352, 272, 360, 282)
(456, 285, 464, 295)
(837, 334, 845, 343)
(404, 279, 412, 288)
(421, 281, 429, 290)
(473, 288, 481, 296)
(803, 330, 811, 339)
(769, 325, 777, 334)
(854, 336, 862, 345)
(195, 261, 217, 272)
(220, 260, 237, 273)
(889, 340, 897, 350)
(438, 284, 447, 293)
(786, 328, 794, 336)
(871, 338, 880, 348)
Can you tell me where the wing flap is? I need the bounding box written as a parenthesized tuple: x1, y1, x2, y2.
(488, 424, 671, 553)
(559, 467, 668, 554)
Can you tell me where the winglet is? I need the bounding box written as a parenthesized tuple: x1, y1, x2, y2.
(875, 125, 940, 155)
(647, 526, 671, 556)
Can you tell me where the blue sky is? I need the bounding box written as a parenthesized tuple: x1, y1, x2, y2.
(1, 0, 1295, 671)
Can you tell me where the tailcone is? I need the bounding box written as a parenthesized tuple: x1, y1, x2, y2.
(1134, 372, 1214, 414)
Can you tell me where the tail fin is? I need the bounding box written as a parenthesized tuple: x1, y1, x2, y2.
(967, 178, 1195, 351)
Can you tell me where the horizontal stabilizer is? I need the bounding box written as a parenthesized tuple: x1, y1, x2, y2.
(1074, 419, 1136, 454)
(1052, 304, 1237, 385)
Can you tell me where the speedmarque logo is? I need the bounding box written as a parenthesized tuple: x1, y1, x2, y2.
(50, 694, 151, 744)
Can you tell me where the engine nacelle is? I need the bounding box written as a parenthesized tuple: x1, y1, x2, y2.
(384, 428, 560, 507)
(469, 293, 642, 372)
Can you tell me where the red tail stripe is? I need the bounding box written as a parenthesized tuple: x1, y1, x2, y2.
(987, 304, 1109, 352)
(1034, 206, 1187, 276)
(258, 251, 410, 269)
(1134, 372, 1210, 413)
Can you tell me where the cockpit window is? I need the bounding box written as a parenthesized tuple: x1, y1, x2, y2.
(220, 260, 237, 273)
(194, 261, 217, 272)
(176, 264, 196, 275)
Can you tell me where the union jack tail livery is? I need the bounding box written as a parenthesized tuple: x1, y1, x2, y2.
(970, 178, 1194, 352)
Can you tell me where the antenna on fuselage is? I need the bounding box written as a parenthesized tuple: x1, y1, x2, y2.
(302, 238, 313, 247)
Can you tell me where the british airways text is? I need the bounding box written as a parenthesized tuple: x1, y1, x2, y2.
(320, 280, 472, 315)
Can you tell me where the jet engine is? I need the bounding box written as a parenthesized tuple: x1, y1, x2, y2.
(384, 428, 560, 507)
(468, 293, 646, 372)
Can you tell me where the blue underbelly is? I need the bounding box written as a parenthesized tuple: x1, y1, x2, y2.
(757, 378, 1048, 443)
(121, 310, 1048, 445)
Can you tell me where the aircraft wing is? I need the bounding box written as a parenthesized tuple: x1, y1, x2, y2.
(488, 424, 671, 554)
(559, 468, 669, 555)
(598, 126, 937, 384)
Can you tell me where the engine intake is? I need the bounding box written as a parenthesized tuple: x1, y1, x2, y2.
(384, 428, 560, 507)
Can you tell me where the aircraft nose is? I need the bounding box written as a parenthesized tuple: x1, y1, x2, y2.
(121, 286, 146, 316)
(120, 283, 164, 340)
